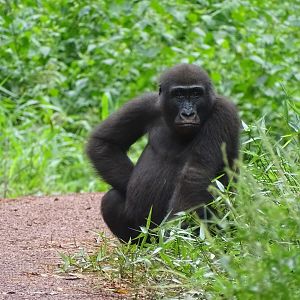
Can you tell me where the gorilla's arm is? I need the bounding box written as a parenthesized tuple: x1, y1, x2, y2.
(169, 97, 240, 216)
(86, 93, 159, 195)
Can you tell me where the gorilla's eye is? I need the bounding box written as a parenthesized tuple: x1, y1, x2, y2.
(191, 87, 205, 97)
(173, 90, 184, 99)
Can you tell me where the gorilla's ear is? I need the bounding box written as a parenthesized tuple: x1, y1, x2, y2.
(159, 85, 162, 95)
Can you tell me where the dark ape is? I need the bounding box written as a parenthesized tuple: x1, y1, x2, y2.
(87, 64, 240, 242)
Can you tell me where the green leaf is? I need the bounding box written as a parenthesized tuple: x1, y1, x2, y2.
(101, 92, 110, 120)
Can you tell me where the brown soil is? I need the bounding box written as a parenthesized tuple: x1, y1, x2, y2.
(0, 193, 129, 300)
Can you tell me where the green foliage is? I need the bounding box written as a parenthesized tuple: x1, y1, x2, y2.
(1, 0, 300, 297)
(1, 0, 299, 197)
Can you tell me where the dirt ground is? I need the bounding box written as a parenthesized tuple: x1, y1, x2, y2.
(0, 193, 130, 300)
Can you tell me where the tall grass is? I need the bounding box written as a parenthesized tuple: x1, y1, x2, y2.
(0, 95, 100, 197)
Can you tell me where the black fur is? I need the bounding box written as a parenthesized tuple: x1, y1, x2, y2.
(86, 64, 240, 242)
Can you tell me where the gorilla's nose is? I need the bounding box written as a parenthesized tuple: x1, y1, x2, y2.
(180, 110, 196, 120)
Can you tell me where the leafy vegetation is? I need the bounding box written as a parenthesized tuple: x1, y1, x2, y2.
(1, 0, 299, 298)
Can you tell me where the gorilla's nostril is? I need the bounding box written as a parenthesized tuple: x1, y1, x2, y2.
(180, 111, 196, 119)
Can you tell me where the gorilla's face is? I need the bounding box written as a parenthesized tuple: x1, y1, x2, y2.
(159, 64, 215, 138)
(160, 80, 214, 137)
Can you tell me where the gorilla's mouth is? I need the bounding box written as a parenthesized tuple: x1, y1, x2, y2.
(175, 122, 200, 127)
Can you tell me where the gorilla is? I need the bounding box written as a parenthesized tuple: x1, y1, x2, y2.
(87, 64, 240, 242)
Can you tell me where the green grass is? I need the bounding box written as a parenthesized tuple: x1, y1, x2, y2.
(1, 0, 300, 298)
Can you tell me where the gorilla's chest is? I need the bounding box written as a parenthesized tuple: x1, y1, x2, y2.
(125, 125, 192, 222)
(148, 124, 192, 159)
(126, 148, 180, 223)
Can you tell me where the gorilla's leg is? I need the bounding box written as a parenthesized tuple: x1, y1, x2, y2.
(101, 189, 139, 243)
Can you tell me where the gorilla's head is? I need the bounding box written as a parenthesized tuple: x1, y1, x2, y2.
(159, 64, 216, 137)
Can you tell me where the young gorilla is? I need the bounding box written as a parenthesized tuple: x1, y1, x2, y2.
(87, 64, 240, 242)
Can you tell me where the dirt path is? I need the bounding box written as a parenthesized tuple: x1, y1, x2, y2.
(0, 193, 126, 299)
